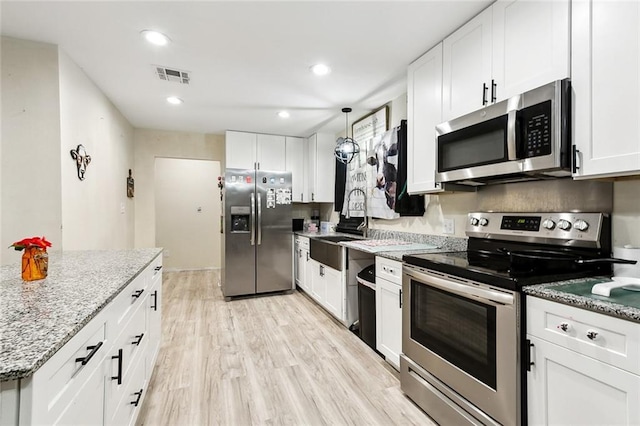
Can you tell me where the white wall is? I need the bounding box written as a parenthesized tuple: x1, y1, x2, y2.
(155, 158, 221, 270)
(133, 129, 225, 255)
(59, 50, 134, 250)
(1, 37, 135, 266)
(1, 37, 62, 266)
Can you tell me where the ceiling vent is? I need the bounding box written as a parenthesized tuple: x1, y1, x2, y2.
(154, 65, 190, 85)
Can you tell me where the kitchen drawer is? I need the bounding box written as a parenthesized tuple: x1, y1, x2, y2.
(108, 272, 148, 341)
(296, 235, 310, 250)
(148, 254, 163, 288)
(527, 296, 640, 375)
(105, 345, 147, 426)
(28, 311, 107, 424)
(104, 302, 148, 425)
(376, 257, 402, 285)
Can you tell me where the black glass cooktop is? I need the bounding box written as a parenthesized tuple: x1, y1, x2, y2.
(403, 241, 612, 291)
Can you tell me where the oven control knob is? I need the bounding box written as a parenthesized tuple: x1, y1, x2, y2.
(470, 217, 480, 226)
(574, 219, 589, 232)
(557, 219, 572, 231)
(542, 219, 556, 230)
(479, 217, 489, 226)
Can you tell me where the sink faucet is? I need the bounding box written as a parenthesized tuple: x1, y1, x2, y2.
(346, 187, 367, 235)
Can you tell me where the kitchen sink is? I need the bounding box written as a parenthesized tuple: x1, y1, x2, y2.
(314, 235, 360, 243)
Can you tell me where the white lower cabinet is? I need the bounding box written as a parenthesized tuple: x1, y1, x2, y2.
(375, 257, 402, 370)
(527, 296, 640, 425)
(323, 266, 343, 320)
(294, 236, 310, 292)
(13, 254, 162, 426)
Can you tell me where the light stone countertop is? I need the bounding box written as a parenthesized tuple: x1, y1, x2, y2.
(0, 248, 162, 381)
(295, 230, 467, 261)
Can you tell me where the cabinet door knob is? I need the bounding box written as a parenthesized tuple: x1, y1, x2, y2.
(491, 79, 497, 102)
(132, 289, 144, 299)
(111, 348, 123, 385)
(586, 330, 599, 340)
(572, 145, 581, 174)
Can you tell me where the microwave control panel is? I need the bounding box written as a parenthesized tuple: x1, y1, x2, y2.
(520, 100, 552, 158)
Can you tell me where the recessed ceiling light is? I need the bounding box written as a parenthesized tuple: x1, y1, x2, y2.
(166, 96, 183, 105)
(310, 63, 331, 76)
(141, 30, 171, 46)
(278, 111, 290, 119)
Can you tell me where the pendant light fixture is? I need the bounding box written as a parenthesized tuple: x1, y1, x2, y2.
(334, 107, 360, 164)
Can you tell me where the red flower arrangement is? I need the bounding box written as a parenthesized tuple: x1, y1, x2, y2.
(9, 236, 52, 251)
(9, 236, 51, 281)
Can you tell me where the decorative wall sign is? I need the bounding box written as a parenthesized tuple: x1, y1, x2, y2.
(341, 106, 389, 219)
(127, 169, 135, 198)
(70, 144, 91, 181)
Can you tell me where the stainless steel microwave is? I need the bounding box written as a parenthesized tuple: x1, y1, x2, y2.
(436, 79, 571, 186)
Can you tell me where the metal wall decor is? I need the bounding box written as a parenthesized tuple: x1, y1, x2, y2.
(127, 169, 135, 198)
(70, 144, 91, 181)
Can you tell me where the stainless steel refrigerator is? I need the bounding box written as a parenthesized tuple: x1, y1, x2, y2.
(222, 168, 293, 298)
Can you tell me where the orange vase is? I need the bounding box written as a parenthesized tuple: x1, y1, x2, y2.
(21, 247, 48, 281)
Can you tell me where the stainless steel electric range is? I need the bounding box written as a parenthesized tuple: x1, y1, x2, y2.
(400, 212, 634, 426)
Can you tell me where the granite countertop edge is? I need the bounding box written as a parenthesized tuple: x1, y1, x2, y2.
(523, 278, 640, 324)
(0, 248, 163, 382)
(295, 231, 467, 260)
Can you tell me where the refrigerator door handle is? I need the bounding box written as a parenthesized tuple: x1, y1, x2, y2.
(257, 192, 262, 245)
(250, 192, 256, 246)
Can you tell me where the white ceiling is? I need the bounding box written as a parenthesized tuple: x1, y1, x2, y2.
(1, 1, 491, 137)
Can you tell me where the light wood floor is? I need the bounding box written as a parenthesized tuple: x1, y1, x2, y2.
(136, 270, 435, 426)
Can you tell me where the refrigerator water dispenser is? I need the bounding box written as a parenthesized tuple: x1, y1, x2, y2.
(230, 206, 250, 233)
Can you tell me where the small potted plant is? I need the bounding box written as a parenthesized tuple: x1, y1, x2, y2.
(9, 236, 52, 281)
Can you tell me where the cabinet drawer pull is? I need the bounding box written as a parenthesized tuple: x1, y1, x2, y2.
(151, 290, 158, 311)
(75, 341, 104, 366)
(132, 289, 144, 299)
(111, 348, 123, 385)
(586, 330, 599, 340)
(482, 83, 488, 106)
(132, 333, 145, 346)
(154, 265, 163, 272)
(130, 389, 143, 407)
(557, 322, 571, 332)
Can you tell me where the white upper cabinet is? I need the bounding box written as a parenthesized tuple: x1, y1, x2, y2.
(225, 131, 256, 169)
(407, 43, 444, 194)
(442, 0, 570, 122)
(285, 136, 308, 202)
(307, 133, 335, 203)
(225, 131, 286, 170)
(572, 0, 640, 179)
(492, 0, 570, 101)
(442, 7, 493, 121)
(257, 133, 286, 171)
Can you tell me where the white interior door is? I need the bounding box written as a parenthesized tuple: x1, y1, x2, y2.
(154, 158, 221, 270)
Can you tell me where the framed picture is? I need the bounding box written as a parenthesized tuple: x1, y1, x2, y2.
(351, 105, 389, 144)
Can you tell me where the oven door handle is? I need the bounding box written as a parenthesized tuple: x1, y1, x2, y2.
(404, 268, 515, 306)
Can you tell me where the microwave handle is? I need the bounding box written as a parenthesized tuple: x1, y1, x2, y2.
(507, 110, 518, 161)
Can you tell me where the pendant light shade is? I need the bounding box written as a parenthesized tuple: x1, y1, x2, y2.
(334, 107, 360, 164)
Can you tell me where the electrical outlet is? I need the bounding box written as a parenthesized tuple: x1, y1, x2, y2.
(443, 218, 455, 234)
